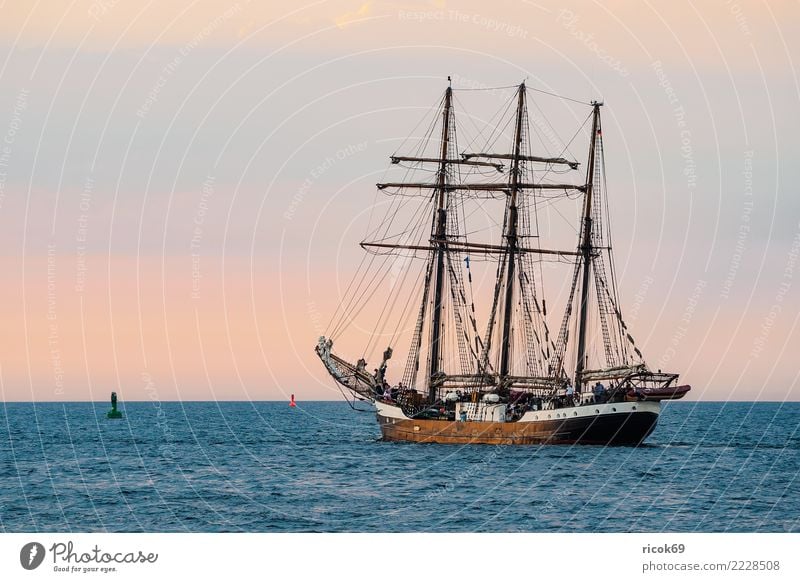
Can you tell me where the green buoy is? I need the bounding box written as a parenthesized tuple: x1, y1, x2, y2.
(107, 391, 123, 419)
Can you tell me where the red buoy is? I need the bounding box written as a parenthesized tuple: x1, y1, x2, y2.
(290, 394, 296, 407)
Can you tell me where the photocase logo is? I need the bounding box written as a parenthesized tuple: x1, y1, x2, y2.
(20, 542, 46, 570)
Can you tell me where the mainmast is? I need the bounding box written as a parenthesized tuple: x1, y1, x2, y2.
(499, 83, 526, 379)
(574, 101, 602, 388)
(427, 84, 453, 402)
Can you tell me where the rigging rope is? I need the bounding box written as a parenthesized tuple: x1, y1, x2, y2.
(525, 84, 594, 106)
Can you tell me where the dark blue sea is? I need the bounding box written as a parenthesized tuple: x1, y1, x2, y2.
(1, 401, 798, 532)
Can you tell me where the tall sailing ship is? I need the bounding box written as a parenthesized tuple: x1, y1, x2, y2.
(316, 80, 689, 445)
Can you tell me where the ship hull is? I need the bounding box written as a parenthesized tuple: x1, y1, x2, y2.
(375, 401, 659, 446)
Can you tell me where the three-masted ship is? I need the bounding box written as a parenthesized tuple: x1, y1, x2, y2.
(316, 80, 689, 445)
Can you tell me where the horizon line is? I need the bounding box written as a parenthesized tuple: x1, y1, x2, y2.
(2, 399, 799, 404)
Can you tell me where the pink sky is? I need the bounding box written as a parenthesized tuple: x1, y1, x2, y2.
(0, 0, 798, 401)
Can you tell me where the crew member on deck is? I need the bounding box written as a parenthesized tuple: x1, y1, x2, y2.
(593, 382, 606, 403)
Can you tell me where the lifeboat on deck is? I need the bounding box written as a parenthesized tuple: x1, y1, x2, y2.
(626, 384, 691, 402)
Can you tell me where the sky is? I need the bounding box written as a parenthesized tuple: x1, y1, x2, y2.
(0, 0, 798, 402)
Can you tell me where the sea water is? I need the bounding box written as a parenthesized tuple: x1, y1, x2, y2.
(0, 401, 798, 532)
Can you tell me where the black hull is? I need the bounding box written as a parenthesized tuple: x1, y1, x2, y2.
(544, 411, 659, 445)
